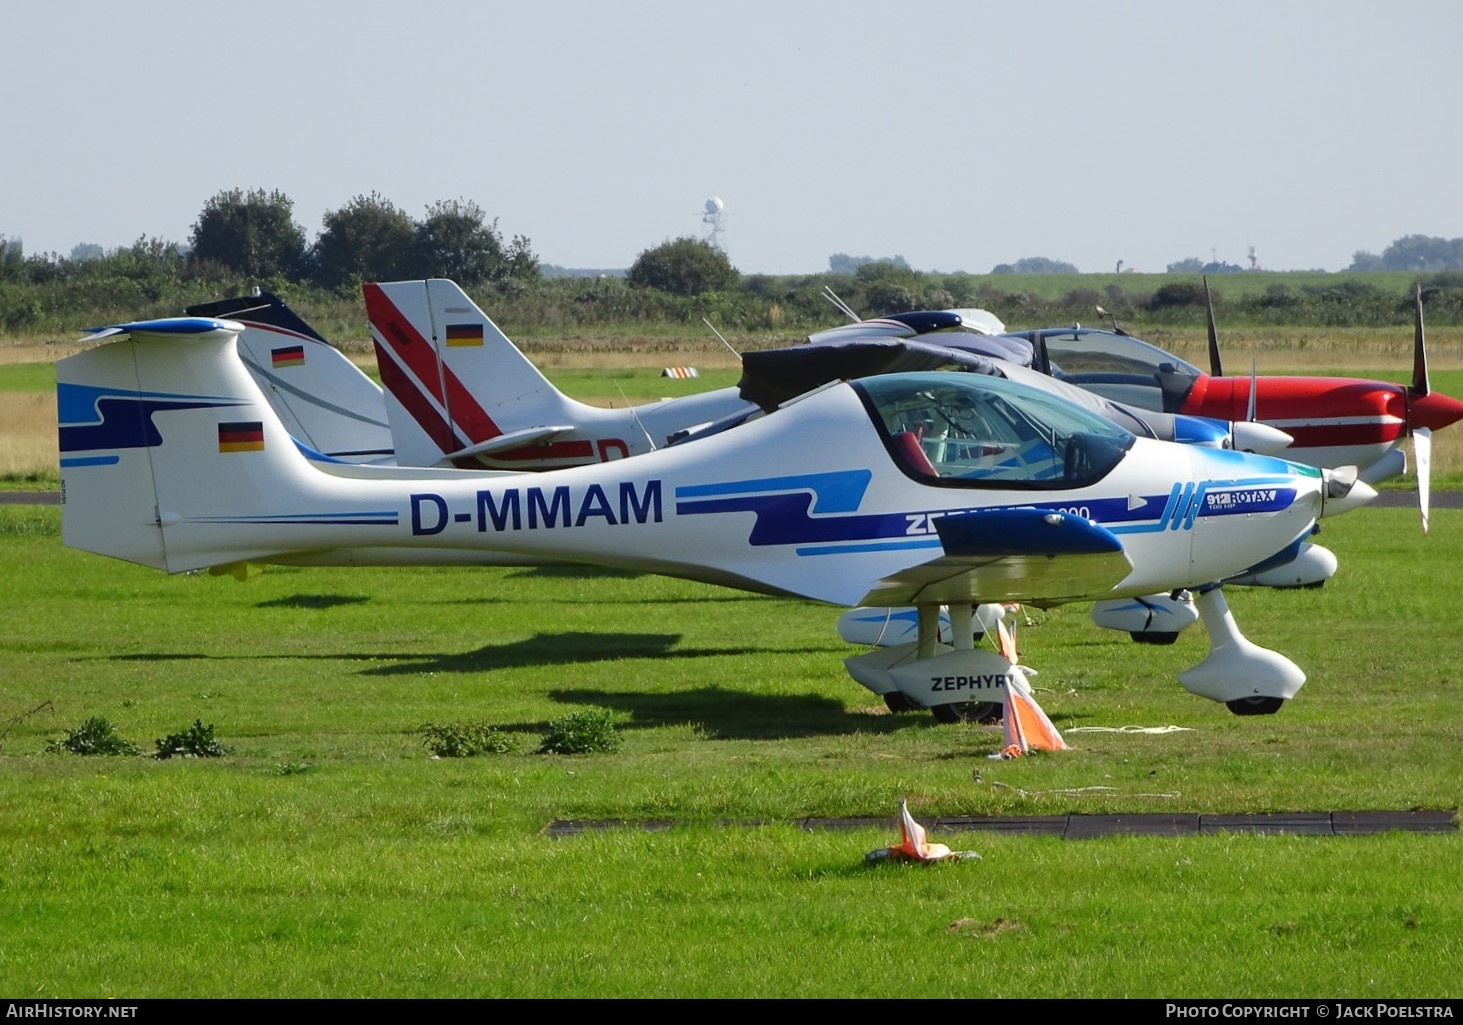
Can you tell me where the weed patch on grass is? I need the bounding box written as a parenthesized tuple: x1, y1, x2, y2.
(153, 719, 230, 759)
(540, 708, 622, 754)
(419, 720, 516, 757)
(45, 716, 140, 756)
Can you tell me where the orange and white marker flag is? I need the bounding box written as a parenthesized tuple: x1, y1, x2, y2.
(895, 798, 952, 861)
(998, 664, 1067, 756)
(994, 616, 1019, 662)
(868, 799, 980, 863)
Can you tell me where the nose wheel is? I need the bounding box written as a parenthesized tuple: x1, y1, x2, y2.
(883, 692, 920, 713)
(931, 701, 1003, 724)
(1225, 696, 1285, 716)
(1178, 587, 1305, 713)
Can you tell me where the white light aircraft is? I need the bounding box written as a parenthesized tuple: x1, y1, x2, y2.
(58, 317, 1374, 719)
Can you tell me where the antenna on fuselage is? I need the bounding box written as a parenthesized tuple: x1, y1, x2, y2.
(822, 286, 861, 323)
(613, 380, 658, 453)
(702, 317, 742, 362)
(1094, 305, 1129, 336)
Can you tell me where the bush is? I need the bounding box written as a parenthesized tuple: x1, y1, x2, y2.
(419, 720, 515, 758)
(1148, 281, 1210, 309)
(45, 717, 140, 756)
(626, 237, 739, 296)
(154, 719, 230, 760)
(539, 708, 621, 755)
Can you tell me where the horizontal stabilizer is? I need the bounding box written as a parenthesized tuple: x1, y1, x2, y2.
(437, 424, 574, 464)
(80, 317, 242, 343)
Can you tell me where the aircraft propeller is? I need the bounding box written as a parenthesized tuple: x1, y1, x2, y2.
(1200, 277, 1444, 534)
(1204, 276, 1224, 378)
(1409, 282, 1433, 534)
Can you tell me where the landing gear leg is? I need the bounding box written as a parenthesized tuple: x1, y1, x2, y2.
(1177, 585, 1304, 714)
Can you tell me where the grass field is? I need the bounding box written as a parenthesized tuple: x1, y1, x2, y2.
(0, 498, 1459, 998)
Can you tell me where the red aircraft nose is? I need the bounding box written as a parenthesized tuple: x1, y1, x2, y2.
(1410, 390, 1463, 432)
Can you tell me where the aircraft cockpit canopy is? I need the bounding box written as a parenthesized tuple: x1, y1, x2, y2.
(855, 372, 1134, 489)
(1028, 328, 1204, 413)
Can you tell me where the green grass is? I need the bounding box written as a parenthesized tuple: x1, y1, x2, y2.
(0, 470, 59, 490)
(0, 362, 56, 393)
(537, 366, 744, 405)
(0, 504, 1458, 997)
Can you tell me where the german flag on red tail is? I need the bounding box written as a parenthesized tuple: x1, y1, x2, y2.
(444, 323, 484, 347)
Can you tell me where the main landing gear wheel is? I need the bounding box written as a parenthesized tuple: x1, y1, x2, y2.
(883, 692, 920, 714)
(931, 701, 1003, 724)
(1226, 696, 1285, 716)
(1130, 631, 1179, 646)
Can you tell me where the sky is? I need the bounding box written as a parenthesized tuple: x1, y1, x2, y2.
(4, 0, 1461, 275)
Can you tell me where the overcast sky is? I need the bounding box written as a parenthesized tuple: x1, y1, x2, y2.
(5, 0, 1459, 275)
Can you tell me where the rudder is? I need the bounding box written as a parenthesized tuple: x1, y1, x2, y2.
(366, 278, 583, 467)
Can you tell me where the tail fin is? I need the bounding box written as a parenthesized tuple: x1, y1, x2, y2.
(366, 278, 594, 468)
(186, 291, 393, 464)
(58, 318, 328, 572)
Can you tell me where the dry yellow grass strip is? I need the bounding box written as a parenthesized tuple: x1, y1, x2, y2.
(0, 393, 56, 474)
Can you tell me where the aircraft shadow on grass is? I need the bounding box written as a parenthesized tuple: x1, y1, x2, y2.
(106, 641, 893, 739)
(504, 565, 643, 581)
(536, 687, 904, 741)
(255, 593, 372, 610)
(360, 631, 849, 676)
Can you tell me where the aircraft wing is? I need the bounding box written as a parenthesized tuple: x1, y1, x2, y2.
(436, 424, 575, 464)
(738, 338, 1001, 410)
(858, 508, 1132, 607)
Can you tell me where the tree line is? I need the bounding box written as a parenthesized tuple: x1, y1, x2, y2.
(2, 188, 1463, 336)
(186, 189, 539, 290)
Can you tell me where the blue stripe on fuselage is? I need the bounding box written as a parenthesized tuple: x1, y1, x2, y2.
(677, 472, 1300, 551)
(674, 470, 871, 514)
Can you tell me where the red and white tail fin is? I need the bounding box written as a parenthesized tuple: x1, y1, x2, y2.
(366, 279, 599, 470)
(365, 278, 756, 472)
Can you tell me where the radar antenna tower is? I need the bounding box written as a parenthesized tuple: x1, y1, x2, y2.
(701, 196, 726, 251)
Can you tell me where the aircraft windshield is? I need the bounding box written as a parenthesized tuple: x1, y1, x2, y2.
(1036, 329, 1202, 413)
(855, 373, 1133, 488)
